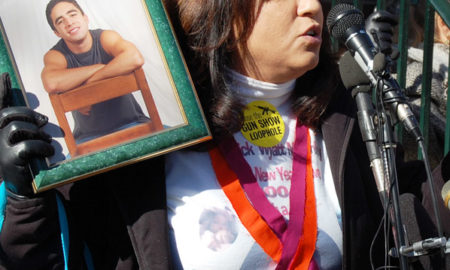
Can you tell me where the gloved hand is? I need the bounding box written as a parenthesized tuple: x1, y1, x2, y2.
(0, 73, 54, 197)
(0, 108, 55, 197)
(365, 10, 398, 56)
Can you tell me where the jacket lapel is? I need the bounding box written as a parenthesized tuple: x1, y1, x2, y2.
(321, 89, 356, 206)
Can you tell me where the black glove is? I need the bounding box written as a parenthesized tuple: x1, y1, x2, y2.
(365, 10, 398, 56)
(0, 107, 54, 197)
(0, 73, 54, 197)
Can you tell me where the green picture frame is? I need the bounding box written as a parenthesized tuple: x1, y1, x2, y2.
(0, 0, 211, 192)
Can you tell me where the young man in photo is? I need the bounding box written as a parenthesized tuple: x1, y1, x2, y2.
(41, 0, 149, 143)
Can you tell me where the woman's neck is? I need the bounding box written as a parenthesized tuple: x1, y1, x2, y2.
(225, 68, 296, 107)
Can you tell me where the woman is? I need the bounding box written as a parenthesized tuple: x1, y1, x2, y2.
(0, 0, 448, 269)
(164, 0, 450, 268)
(163, 0, 403, 269)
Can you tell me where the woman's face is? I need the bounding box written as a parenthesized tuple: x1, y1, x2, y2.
(233, 0, 323, 83)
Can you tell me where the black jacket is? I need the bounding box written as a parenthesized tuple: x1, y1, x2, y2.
(0, 156, 170, 270)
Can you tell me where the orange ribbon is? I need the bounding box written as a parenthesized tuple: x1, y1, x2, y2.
(208, 130, 317, 269)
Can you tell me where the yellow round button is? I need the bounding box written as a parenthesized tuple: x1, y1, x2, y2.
(240, 101, 285, 148)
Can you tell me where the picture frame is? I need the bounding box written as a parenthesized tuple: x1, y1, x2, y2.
(0, 0, 212, 192)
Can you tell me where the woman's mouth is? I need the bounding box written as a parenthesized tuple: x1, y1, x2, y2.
(306, 30, 317, 36)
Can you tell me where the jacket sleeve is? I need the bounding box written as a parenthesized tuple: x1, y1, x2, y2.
(0, 184, 65, 270)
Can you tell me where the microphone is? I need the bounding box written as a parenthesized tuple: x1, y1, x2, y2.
(339, 51, 387, 204)
(326, 3, 422, 141)
(443, 180, 450, 210)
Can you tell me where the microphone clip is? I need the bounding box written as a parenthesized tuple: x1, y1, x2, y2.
(389, 237, 450, 258)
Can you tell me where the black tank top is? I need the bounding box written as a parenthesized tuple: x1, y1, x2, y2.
(51, 29, 148, 141)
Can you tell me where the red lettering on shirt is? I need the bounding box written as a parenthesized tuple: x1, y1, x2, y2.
(275, 167, 292, 181)
(254, 167, 277, 182)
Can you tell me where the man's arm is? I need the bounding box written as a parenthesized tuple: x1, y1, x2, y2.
(86, 30, 144, 83)
(41, 50, 105, 94)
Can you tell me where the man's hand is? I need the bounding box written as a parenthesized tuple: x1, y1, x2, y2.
(365, 10, 398, 56)
(0, 73, 54, 197)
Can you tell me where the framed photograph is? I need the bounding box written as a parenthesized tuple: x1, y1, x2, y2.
(0, 0, 211, 192)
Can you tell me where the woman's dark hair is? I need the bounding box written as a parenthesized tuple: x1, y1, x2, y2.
(164, 0, 340, 138)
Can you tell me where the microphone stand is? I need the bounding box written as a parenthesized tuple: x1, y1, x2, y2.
(373, 83, 410, 269)
(374, 65, 448, 269)
(339, 49, 447, 268)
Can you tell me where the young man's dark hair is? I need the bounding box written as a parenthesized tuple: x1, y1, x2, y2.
(45, 0, 85, 31)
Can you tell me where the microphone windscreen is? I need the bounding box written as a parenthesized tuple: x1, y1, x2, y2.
(338, 51, 371, 91)
(373, 53, 387, 74)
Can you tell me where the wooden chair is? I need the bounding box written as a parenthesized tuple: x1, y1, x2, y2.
(49, 67, 163, 157)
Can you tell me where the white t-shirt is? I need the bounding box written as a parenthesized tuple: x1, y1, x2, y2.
(165, 70, 343, 269)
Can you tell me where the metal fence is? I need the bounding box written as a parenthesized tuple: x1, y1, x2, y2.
(394, 0, 449, 158)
